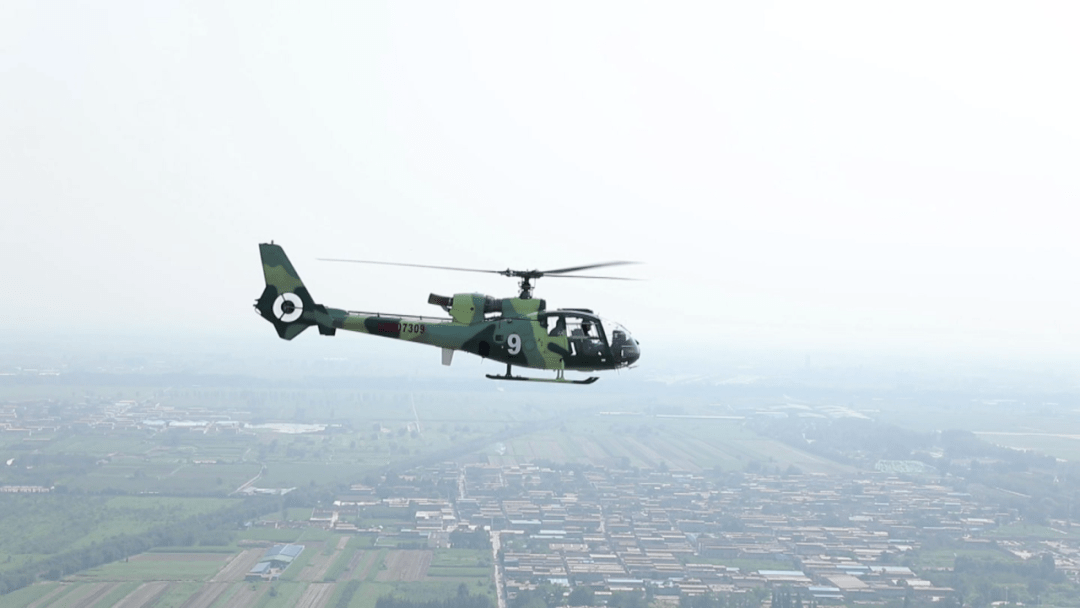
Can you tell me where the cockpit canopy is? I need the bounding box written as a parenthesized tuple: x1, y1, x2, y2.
(540, 310, 640, 366)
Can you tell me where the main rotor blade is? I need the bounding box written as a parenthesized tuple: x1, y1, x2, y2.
(318, 258, 504, 275)
(319, 258, 642, 282)
(541, 261, 639, 275)
(546, 274, 642, 281)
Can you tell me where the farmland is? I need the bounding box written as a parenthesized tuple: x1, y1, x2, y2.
(2, 538, 492, 608)
(0, 496, 240, 575)
(498, 415, 854, 474)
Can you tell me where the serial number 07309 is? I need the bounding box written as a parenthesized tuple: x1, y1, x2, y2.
(377, 321, 426, 334)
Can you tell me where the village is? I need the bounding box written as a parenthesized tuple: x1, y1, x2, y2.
(311, 460, 1080, 605)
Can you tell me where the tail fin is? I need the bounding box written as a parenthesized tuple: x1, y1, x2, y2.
(255, 243, 339, 340)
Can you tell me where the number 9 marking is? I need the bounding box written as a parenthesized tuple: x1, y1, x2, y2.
(507, 334, 522, 355)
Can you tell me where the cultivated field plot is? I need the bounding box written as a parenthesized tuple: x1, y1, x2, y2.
(174, 581, 231, 608)
(910, 544, 1017, 569)
(130, 553, 231, 563)
(33, 434, 152, 457)
(974, 432, 1080, 462)
(318, 536, 365, 582)
(113, 581, 170, 608)
(212, 549, 264, 582)
(425, 549, 492, 581)
(376, 550, 432, 581)
(256, 462, 363, 488)
(872, 399, 1080, 436)
(0, 582, 63, 607)
(982, 522, 1080, 541)
(19, 547, 273, 607)
(0, 496, 240, 575)
(69, 556, 225, 583)
(861, 397, 1080, 462)
(7, 533, 493, 606)
(295, 582, 335, 608)
(500, 416, 854, 474)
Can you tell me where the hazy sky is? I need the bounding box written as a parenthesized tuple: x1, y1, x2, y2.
(3, 2, 1078, 370)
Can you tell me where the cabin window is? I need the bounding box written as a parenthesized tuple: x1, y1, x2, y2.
(545, 315, 566, 336)
(547, 314, 604, 357)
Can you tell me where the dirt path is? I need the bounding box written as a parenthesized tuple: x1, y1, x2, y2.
(295, 582, 335, 608)
(212, 549, 263, 582)
(231, 465, 265, 495)
(113, 582, 170, 608)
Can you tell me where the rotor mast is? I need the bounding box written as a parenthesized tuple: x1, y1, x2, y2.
(500, 270, 544, 299)
(518, 277, 534, 299)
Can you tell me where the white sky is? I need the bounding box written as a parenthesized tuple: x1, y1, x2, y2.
(3, 2, 1079, 367)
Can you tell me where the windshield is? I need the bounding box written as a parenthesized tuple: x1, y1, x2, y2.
(600, 317, 639, 365)
(601, 318, 633, 346)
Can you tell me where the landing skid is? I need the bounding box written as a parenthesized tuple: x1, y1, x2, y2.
(486, 365, 598, 385)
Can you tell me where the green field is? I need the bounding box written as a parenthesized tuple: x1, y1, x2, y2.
(322, 536, 367, 582)
(974, 432, 1080, 462)
(148, 581, 204, 608)
(235, 527, 307, 544)
(982, 522, 1080, 540)
(0, 582, 63, 607)
(426, 549, 492, 581)
(69, 558, 225, 582)
(93, 581, 142, 606)
(500, 415, 853, 474)
(910, 545, 1015, 569)
(0, 495, 240, 574)
(254, 580, 306, 607)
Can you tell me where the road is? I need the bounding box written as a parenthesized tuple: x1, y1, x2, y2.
(491, 531, 506, 608)
(231, 464, 266, 495)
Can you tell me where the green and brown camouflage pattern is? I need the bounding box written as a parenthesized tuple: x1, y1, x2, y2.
(255, 243, 640, 374)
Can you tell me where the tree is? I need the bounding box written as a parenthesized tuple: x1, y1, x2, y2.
(1039, 552, 1056, 578)
(609, 591, 648, 608)
(568, 586, 595, 606)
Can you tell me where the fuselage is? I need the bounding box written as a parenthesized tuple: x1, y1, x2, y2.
(327, 303, 640, 372)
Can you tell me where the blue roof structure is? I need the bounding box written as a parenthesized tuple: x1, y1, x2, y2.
(247, 545, 306, 579)
(265, 544, 305, 559)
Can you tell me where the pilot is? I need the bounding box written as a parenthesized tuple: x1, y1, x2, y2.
(577, 320, 600, 355)
(549, 317, 566, 337)
(611, 329, 627, 347)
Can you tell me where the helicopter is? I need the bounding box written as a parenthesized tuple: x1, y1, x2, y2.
(254, 242, 641, 384)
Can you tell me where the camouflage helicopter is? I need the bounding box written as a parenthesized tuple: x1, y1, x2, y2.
(254, 243, 641, 384)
